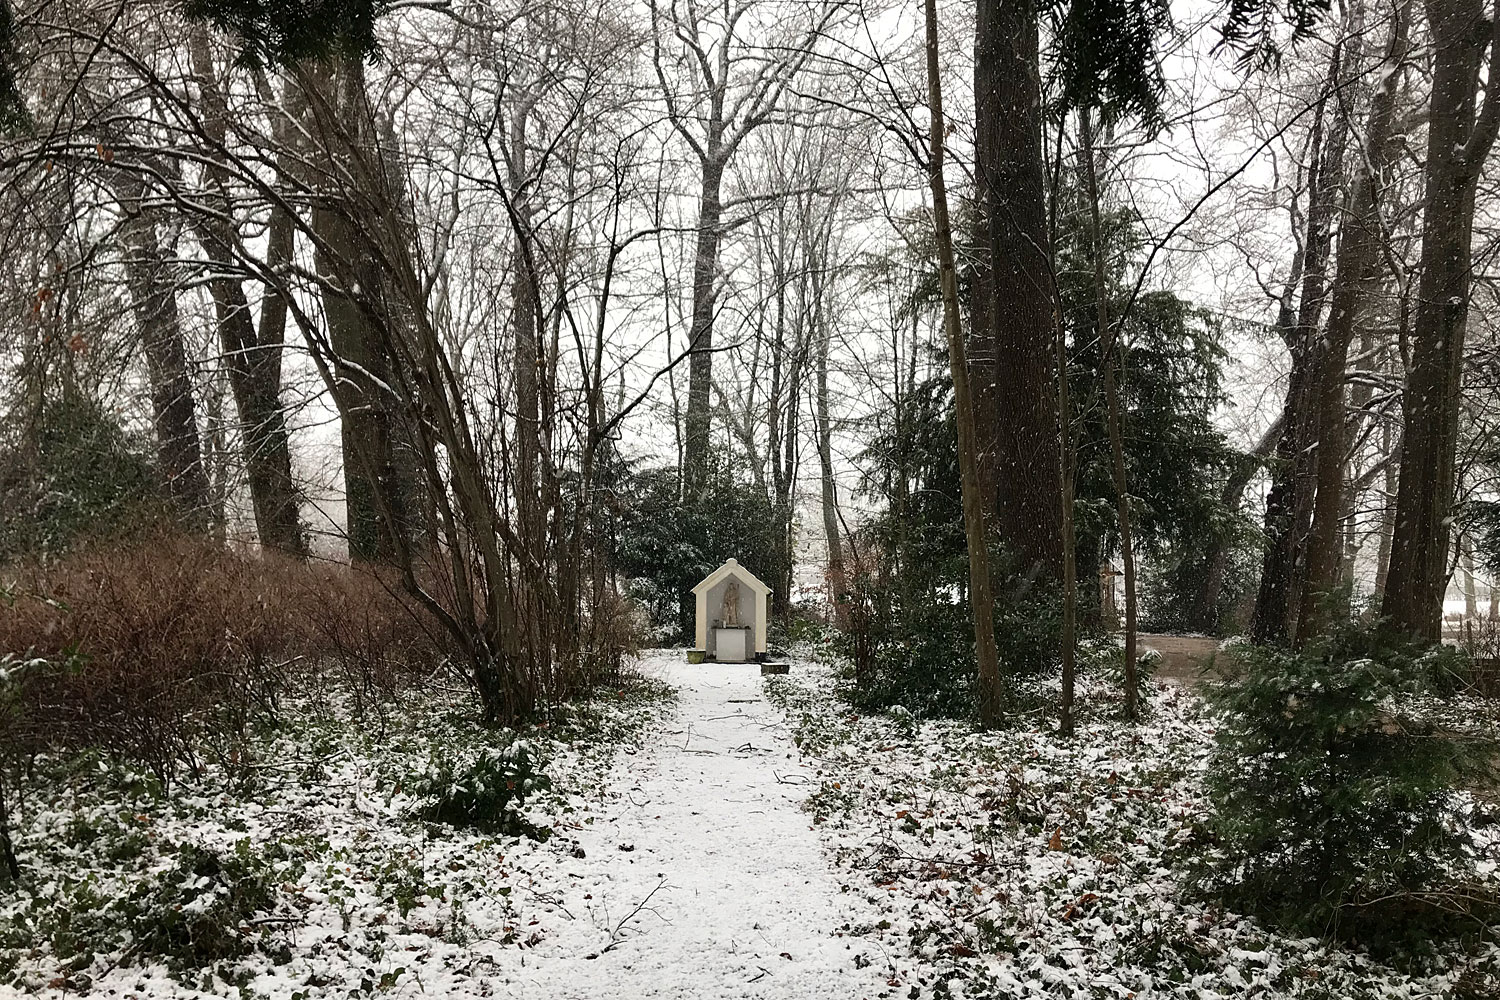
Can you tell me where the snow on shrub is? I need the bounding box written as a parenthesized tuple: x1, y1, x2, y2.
(1200, 626, 1491, 944)
(0, 837, 298, 988)
(410, 738, 553, 840)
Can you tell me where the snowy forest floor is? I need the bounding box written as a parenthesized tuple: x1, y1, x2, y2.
(3, 650, 1498, 999)
(0, 653, 893, 999)
(769, 655, 1500, 999)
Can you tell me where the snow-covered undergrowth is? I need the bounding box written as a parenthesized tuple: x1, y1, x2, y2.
(0, 671, 674, 998)
(767, 658, 1500, 999)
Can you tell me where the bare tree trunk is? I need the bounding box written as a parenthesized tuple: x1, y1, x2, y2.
(1079, 111, 1137, 719)
(684, 157, 725, 494)
(925, 0, 1003, 726)
(118, 202, 211, 527)
(973, 0, 1062, 581)
(1298, 2, 1408, 638)
(200, 253, 306, 555)
(1198, 416, 1282, 630)
(1254, 363, 1312, 640)
(0, 773, 17, 883)
(509, 96, 546, 569)
(188, 33, 304, 556)
(770, 353, 804, 622)
(649, 0, 831, 497)
(501, 88, 557, 678)
(816, 316, 847, 629)
(1056, 282, 1079, 736)
(315, 205, 401, 562)
(1373, 422, 1398, 599)
(305, 59, 409, 564)
(1252, 47, 1345, 643)
(1462, 538, 1479, 619)
(1384, 0, 1500, 640)
(204, 376, 229, 542)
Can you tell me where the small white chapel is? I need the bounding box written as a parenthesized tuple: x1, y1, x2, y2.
(690, 558, 771, 662)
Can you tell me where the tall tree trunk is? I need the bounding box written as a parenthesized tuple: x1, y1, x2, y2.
(309, 59, 406, 564)
(1079, 111, 1137, 718)
(0, 772, 17, 883)
(1373, 422, 1399, 599)
(205, 376, 229, 542)
(118, 203, 211, 527)
(973, 0, 1062, 581)
(816, 316, 847, 629)
(771, 347, 804, 621)
(200, 247, 306, 555)
(1056, 273, 1079, 736)
(314, 207, 401, 563)
(1198, 416, 1282, 631)
(925, 0, 1003, 726)
(683, 156, 725, 495)
(502, 89, 556, 676)
(1252, 47, 1345, 642)
(188, 33, 305, 555)
(1384, 0, 1500, 639)
(1462, 538, 1479, 618)
(1298, 2, 1408, 637)
(510, 98, 544, 564)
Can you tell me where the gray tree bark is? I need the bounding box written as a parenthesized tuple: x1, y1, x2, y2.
(188, 31, 305, 555)
(972, 0, 1062, 582)
(926, 0, 1004, 726)
(1298, 2, 1408, 638)
(1384, 0, 1500, 639)
(116, 194, 211, 527)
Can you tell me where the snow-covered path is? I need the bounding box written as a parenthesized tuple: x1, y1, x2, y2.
(514, 654, 886, 999)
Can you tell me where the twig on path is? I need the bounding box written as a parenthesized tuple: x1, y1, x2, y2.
(773, 771, 809, 784)
(600, 877, 671, 953)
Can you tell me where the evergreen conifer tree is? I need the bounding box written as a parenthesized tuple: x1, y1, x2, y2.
(1203, 624, 1487, 940)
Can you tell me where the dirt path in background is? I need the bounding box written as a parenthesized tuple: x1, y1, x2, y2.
(1137, 634, 1224, 686)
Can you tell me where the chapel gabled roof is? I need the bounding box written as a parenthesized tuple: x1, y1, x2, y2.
(691, 558, 772, 596)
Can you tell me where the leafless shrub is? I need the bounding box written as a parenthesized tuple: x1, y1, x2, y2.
(0, 535, 447, 783)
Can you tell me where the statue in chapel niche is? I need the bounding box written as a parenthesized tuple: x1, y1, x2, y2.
(721, 579, 741, 627)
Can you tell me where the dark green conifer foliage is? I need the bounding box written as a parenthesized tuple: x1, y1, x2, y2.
(612, 458, 781, 644)
(1050, 0, 1171, 123)
(183, 0, 389, 65)
(1216, 0, 1333, 64)
(845, 197, 1238, 716)
(1050, 185, 1243, 629)
(1203, 624, 1488, 941)
(0, 394, 165, 560)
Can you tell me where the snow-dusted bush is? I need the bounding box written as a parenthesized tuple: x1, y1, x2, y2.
(839, 577, 1065, 720)
(122, 840, 298, 973)
(1201, 627, 1489, 944)
(410, 740, 553, 840)
(0, 837, 297, 985)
